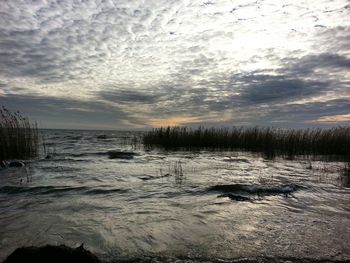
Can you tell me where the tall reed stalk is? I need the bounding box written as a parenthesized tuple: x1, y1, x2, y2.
(143, 126, 350, 160)
(0, 107, 39, 161)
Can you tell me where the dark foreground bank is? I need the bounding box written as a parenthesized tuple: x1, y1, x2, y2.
(3, 245, 100, 263)
(3, 245, 350, 263)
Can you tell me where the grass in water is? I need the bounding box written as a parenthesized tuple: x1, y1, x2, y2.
(0, 106, 39, 161)
(143, 126, 350, 160)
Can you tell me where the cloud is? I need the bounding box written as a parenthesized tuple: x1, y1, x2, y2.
(239, 77, 329, 104)
(282, 53, 350, 77)
(95, 50, 349, 127)
(262, 99, 350, 127)
(315, 113, 350, 123)
(313, 26, 350, 54)
(99, 89, 157, 104)
(0, 94, 144, 129)
(0, 0, 349, 128)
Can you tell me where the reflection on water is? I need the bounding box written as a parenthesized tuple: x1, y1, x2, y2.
(0, 130, 349, 262)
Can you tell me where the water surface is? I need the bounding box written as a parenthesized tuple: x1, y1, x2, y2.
(0, 130, 349, 262)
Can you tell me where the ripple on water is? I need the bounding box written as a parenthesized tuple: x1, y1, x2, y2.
(0, 185, 130, 197)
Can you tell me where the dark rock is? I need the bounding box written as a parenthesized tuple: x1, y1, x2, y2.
(45, 154, 53, 159)
(208, 184, 300, 196)
(3, 244, 101, 263)
(107, 150, 137, 159)
(96, 134, 108, 139)
(8, 161, 25, 167)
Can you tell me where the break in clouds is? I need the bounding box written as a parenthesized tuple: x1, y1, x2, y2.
(0, 0, 350, 129)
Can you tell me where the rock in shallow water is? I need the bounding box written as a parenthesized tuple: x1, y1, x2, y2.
(45, 154, 53, 159)
(8, 161, 25, 167)
(107, 150, 138, 159)
(3, 244, 100, 263)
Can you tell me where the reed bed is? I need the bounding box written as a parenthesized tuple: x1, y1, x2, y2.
(0, 107, 39, 161)
(143, 126, 350, 160)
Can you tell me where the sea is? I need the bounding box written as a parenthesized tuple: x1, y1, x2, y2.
(0, 129, 349, 262)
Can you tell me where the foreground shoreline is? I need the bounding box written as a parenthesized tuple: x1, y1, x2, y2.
(3, 245, 350, 263)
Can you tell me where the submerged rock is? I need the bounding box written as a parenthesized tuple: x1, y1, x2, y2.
(107, 150, 137, 159)
(3, 244, 101, 263)
(8, 161, 25, 167)
(45, 154, 53, 160)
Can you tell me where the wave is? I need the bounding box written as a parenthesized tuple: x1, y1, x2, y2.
(45, 150, 140, 160)
(222, 157, 250, 163)
(96, 134, 109, 139)
(40, 157, 88, 162)
(70, 153, 91, 157)
(0, 185, 88, 195)
(73, 150, 139, 159)
(0, 185, 128, 196)
(208, 183, 301, 200)
(139, 173, 173, 181)
(85, 188, 128, 195)
(63, 135, 82, 140)
(105, 150, 139, 159)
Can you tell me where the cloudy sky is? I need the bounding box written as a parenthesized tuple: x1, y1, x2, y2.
(0, 0, 349, 129)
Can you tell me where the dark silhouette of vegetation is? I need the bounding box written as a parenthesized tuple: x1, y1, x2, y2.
(0, 107, 39, 161)
(143, 126, 350, 160)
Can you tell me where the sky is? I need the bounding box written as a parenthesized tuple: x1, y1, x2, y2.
(0, 0, 350, 130)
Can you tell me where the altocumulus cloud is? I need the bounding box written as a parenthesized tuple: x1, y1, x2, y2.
(0, 0, 349, 129)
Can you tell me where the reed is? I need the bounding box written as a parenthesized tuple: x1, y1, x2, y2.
(143, 126, 350, 160)
(344, 162, 350, 176)
(0, 107, 39, 161)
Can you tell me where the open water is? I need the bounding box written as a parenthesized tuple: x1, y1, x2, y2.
(0, 130, 349, 262)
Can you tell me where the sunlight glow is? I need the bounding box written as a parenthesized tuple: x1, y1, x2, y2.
(314, 114, 350, 123)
